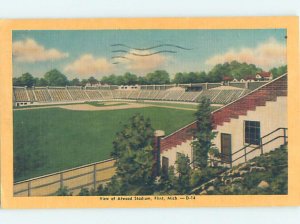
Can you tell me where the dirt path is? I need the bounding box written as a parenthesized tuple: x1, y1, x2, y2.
(13, 104, 73, 111)
(14, 102, 197, 111)
(60, 103, 151, 111)
(140, 103, 197, 111)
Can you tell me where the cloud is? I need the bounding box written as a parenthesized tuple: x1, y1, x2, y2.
(13, 38, 69, 62)
(64, 54, 113, 78)
(119, 50, 170, 74)
(205, 38, 286, 70)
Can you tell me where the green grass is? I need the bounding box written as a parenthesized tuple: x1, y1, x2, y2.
(139, 101, 199, 109)
(135, 101, 220, 111)
(14, 107, 195, 181)
(13, 101, 89, 109)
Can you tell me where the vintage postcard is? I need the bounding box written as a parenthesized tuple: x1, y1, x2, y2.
(0, 17, 299, 208)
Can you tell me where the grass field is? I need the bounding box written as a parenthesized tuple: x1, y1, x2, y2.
(139, 101, 199, 109)
(138, 101, 220, 111)
(14, 106, 195, 181)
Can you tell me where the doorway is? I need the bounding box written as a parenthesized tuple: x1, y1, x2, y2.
(221, 133, 232, 163)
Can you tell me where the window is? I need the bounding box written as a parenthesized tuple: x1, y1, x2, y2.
(244, 121, 261, 145)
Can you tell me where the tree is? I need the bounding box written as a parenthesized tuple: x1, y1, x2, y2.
(173, 72, 186, 84)
(116, 75, 125, 85)
(123, 72, 138, 85)
(137, 76, 148, 85)
(207, 61, 262, 82)
(69, 78, 81, 86)
(36, 78, 48, 86)
(98, 176, 123, 195)
(19, 72, 35, 87)
(55, 186, 73, 196)
(269, 65, 287, 79)
(78, 187, 91, 196)
(80, 79, 89, 86)
(146, 70, 170, 84)
(88, 76, 98, 85)
(13, 77, 22, 86)
(101, 74, 117, 85)
(157, 165, 178, 195)
(110, 114, 155, 194)
(44, 69, 69, 86)
(198, 71, 208, 83)
(175, 154, 192, 194)
(192, 98, 217, 168)
(186, 72, 199, 83)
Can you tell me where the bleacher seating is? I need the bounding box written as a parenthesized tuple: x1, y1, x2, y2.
(148, 90, 160, 99)
(127, 91, 140, 99)
(34, 88, 52, 102)
(163, 90, 185, 101)
(85, 90, 103, 100)
(48, 88, 72, 101)
(179, 91, 201, 102)
(196, 87, 251, 104)
(68, 88, 89, 101)
(197, 89, 222, 101)
(228, 89, 249, 102)
(213, 90, 236, 104)
(138, 90, 151, 99)
(99, 90, 113, 100)
(14, 88, 29, 101)
(154, 91, 169, 100)
(13, 83, 255, 106)
(27, 89, 36, 101)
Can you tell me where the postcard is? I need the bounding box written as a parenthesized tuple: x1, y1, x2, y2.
(0, 17, 299, 208)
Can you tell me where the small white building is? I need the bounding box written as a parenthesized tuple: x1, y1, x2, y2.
(159, 74, 287, 171)
(256, 72, 273, 81)
(118, 85, 140, 90)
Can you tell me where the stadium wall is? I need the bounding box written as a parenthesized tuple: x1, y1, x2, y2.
(159, 74, 288, 168)
(14, 158, 116, 196)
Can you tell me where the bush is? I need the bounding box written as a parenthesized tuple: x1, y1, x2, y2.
(55, 186, 73, 196)
(78, 187, 90, 196)
(190, 169, 202, 188)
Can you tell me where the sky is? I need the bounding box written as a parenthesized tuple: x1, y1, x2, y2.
(12, 29, 287, 80)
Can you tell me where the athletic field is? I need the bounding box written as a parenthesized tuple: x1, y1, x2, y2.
(14, 101, 198, 181)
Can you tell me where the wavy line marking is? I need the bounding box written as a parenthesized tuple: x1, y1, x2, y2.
(112, 50, 128, 53)
(111, 43, 192, 51)
(131, 50, 177, 56)
(112, 50, 177, 57)
(111, 56, 132, 60)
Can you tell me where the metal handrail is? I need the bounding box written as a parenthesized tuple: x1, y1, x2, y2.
(221, 127, 288, 158)
(217, 128, 288, 166)
(260, 127, 287, 140)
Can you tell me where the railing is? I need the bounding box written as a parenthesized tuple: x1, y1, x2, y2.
(14, 158, 116, 197)
(218, 128, 288, 167)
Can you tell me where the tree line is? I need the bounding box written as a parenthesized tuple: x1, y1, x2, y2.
(13, 61, 287, 87)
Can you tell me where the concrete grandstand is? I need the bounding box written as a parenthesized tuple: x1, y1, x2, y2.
(13, 81, 269, 107)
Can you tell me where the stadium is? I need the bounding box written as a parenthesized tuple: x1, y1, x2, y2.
(12, 74, 288, 196)
(11, 28, 288, 196)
